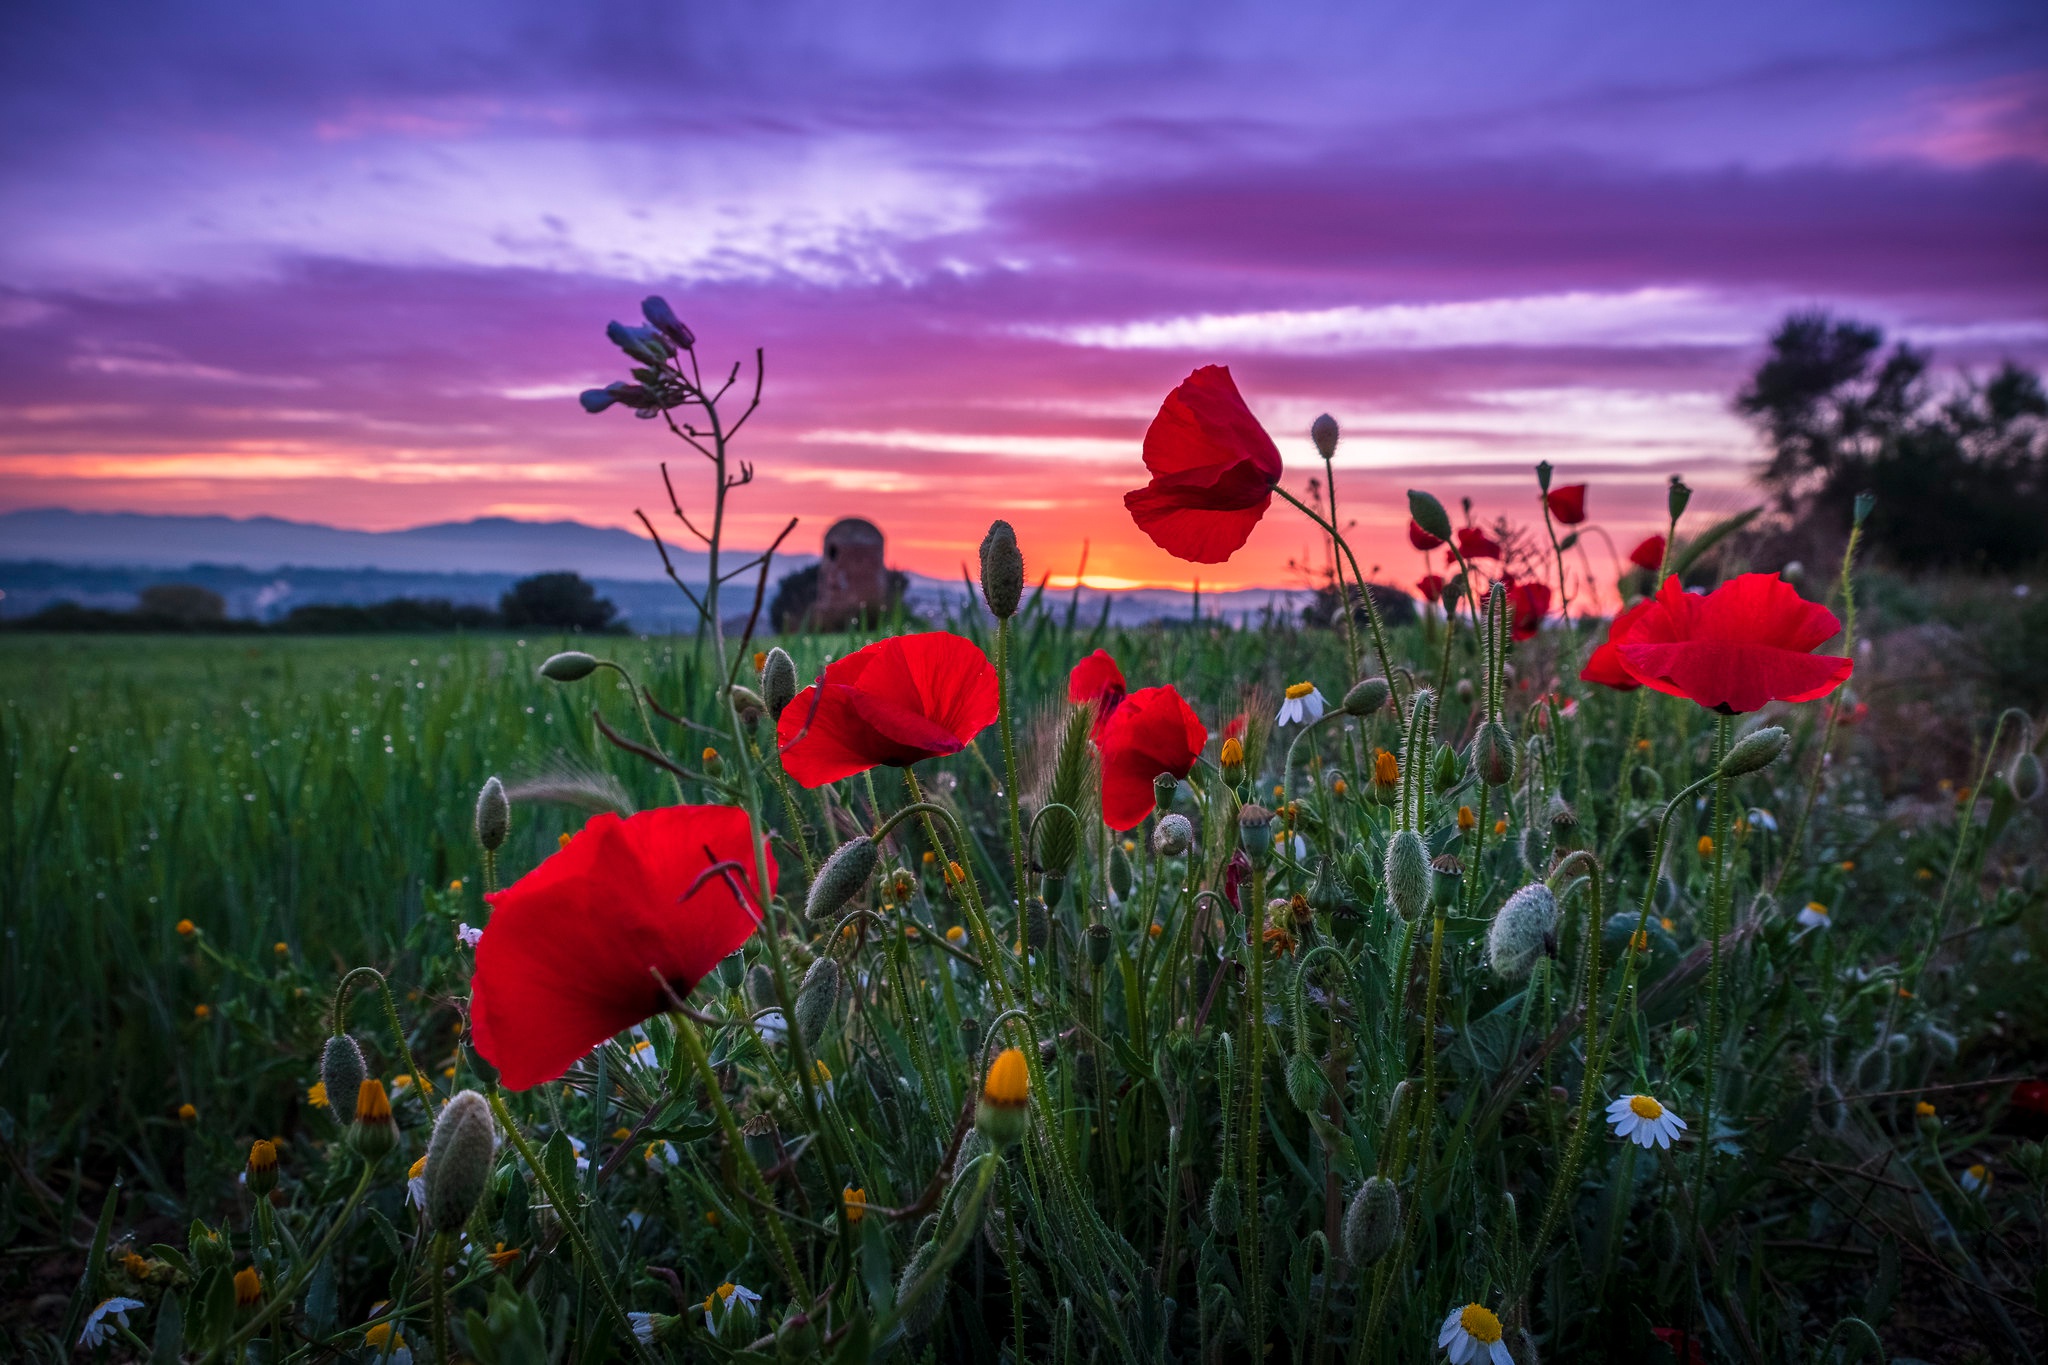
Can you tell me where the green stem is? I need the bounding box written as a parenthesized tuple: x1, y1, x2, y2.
(997, 617, 1028, 928)
(1688, 716, 1735, 1258)
(1274, 486, 1399, 701)
(333, 967, 431, 1115)
(195, 1163, 375, 1365)
(1242, 859, 1269, 1352)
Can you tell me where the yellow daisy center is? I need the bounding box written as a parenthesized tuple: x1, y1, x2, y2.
(717, 1282, 737, 1302)
(1628, 1095, 1663, 1120)
(1459, 1304, 1502, 1342)
(1806, 902, 1828, 918)
(1285, 682, 1316, 700)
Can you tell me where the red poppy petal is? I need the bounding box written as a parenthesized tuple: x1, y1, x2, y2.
(1142, 365, 1283, 485)
(1629, 535, 1666, 571)
(1068, 649, 1126, 704)
(775, 633, 997, 787)
(1125, 480, 1272, 563)
(1546, 485, 1587, 525)
(1692, 572, 1843, 652)
(1579, 597, 1658, 691)
(1408, 521, 1445, 551)
(1099, 686, 1208, 829)
(1617, 640, 1855, 713)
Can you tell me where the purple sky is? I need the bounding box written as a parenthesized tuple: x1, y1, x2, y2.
(1, 1, 2044, 591)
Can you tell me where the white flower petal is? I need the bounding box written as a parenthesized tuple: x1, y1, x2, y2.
(1439, 1311, 1463, 1346)
(1490, 1341, 1515, 1365)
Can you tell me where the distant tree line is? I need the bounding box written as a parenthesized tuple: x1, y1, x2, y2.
(5, 572, 623, 633)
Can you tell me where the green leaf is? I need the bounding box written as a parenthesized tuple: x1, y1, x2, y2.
(150, 1290, 184, 1364)
(540, 1131, 578, 1210)
(149, 1244, 192, 1278)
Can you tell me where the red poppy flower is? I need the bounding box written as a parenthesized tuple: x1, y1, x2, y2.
(2012, 1080, 2048, 1116)
(1067, 649, 1127, 735)
(777, 632, 998, 788)
(1507, 580, 1551, 640)
(1629, 535, 1666, 572)
(471, 806, 774, 1090)
(1097, 685, 1209, 830)
(1651, 1327, 1706, 1365)
(1546, 484, 1587, 525)
(1223, 848, 1253, 911)
(1454, 526, 1502, 561)
(1408, 520, 1444, 551)
(1580, 598, 1656, 691)
(1595, 573, 1854, 714)
(1124, 366, 1284, 564)
(1223, 712, 1247, 742)
(1416, 573, 1447, 604)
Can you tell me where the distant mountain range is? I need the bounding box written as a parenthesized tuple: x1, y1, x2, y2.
(0, 508, 1319, 629)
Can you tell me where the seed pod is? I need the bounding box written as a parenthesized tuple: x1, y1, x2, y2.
(1341, 677, 1390, 718)
(538, 651, 598, 683)
(978, 520, 1024, 620)
(895, 1240, 946, 1335)
(795, 957, 841, 1047)
(322, 1034, 367, 1126)
(1285, 1051, 1327, 1113)
(1384, 830, 1432, 919)
(1488, 884, 1557, 981)
(1471, 721, 1516, 788)
(1153, 771, 1179, 814)
(742, 1112, 780, 1170)
(1342, 1176, 1400, 1267)
(1207, 1175, 1242, 1235)
(807, 837, 877, 921)
(1040, 872, 1068, 910)
(1083, 922, 1112, 968)
(424, 1090, 497, 1236)
(1668, 475, 1692, 521)
(761, 647, 799, 719)
(1152, 813, 1194, 858)
(1546, 794, 1578, 830)
(1311, 414, 1339, 459)
(1238, 805, 1276, 864)
(2010, 751, 2044, 803)
(1718, 726, 1788, 779)
(474, 776, 510, 853)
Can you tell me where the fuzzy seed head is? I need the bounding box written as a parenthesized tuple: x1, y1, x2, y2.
(1310, 413, 1340, 459)
(474, 776, 510, 852)
(1152, 813, 1194, 858)
(424, 1090, 496, 1235)
(807, 837, 877, 921)
(1342, 1176, 1400, 1267)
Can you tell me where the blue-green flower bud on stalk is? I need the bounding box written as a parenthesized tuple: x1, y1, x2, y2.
(1311, 413, 1340, 459)
(978, 520, 1024, 620)
(1285, 1051, 1327, 1113)
(1668, 475, 1692, 521)
(322, 1033, 367, 1126)
(1207, 1175, 1241, 1235)
(1487, 883, 1557, 981)
(807, 836, 877, 921)
(1040, 871, 1068, 910)
(1534, 460, 1553, 494)
(1384, 829, 1432, 919)
(1718, 726, 1788, 779)
(1152, 813, 1194, 858)
(538, 651, 598, 683)
(474, 776, 510, 852)
(1852, 490, 1876, 527)
(1083, 922, 1113, 968)
(1471, 722, 1515, 788)
(1342, 1176, 1400, 1267)
(640, 295, 695, 350)
(424, 1090, 496, 1236)
(761, 647, 799, 719)
(1341, 677, 1390, 717)
(2007, 751, 2042, 802)
(1407, 489, 1454, 544)
(606, 319, 673, 365)
(1238, 804, 1276, 864)
(795, 956, 841, 1047)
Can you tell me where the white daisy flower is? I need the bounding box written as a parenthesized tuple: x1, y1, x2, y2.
(625, 1037, 660, 1070)
(1438, 1302, 1513, 1365)
(1276, 682, 1327, 728)
(643, 1140, 679, 1169)
(406, 1154, 428, 1210)
(629, 1311, 675, 1344)
(1747, 807, 1779, 833)
(702, 1281, 762, 1336)
(80, 1297, 145, 1347)
(1959, 1163, 1991, 1195)
(753, 1009, 788, 1045)
(564, 1133, 590, 1172)
(1606, 1093, 1688, 1150)
(1797, 902, 1831, 930)
(455, 922, 483, 949)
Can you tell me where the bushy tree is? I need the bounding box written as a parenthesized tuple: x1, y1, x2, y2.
(498, 572, 617, 632)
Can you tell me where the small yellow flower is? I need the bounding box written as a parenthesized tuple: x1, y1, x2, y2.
(704, 1209, 722, 1227)
(391, 1073, 413, 1091)
(193, 1003, 211, 1020)
(557, 832, 573, 850)
(1332, 777, 1348, 796)
(1916, 867, 1935, 881)
(407, 1154, 427, 1181)
(233, 1266, 262, 1307)
(1915, 1101, 1936, 1118)
(1839, 861, 1855, 873)
(442, 1065, 457, 1080)
(843, 1186, 867, 1223)
(307, 1081, 329, 1108)
(1373, 749, 1399, 786)
(248, 1140, 278, 1176)
(905, 924, 920, 939)
(1493, 818, 1509, 836)
(944, 860, 966, 885)
(812, 1059, 833, 1085)
(1149, 922, 1164, 939)
(355, 1079, 393, 1123)
(1634, 738, 1652, 753)
(922, 850, 936, 865)
(122, 1252, 151, 1279)
(1220, 736, 1244, 767)
(1273, 784, 1284, 798)
(273, 941, 289, 957)
(983, 1048, 1030, 1107)
(487, 1242, 522, 1271)
(1122, 839, 1136, 854)
(613, 1126, 633, 1140)
(1457, 805, 1476, 832)
(364, 1320, 402, 1350)
(702, 747, 718, 764)
(1628, 930, 1649, 952)
(1659, 917, 1675, 932)
(841, 923, 857, 941)
(1696, 836, 1715, 858)
(752, 651, 767, 672)
(946, 925, 966, 944)
(176, 919, 196, 937)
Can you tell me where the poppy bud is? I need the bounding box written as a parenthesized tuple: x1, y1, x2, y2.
(975, 1047, 1031, 1147)
(1667, 475, 1692, 521)
(1310, 413, 1339, 459)
(538, 651, 599, 683)
(1152, 813, 1194, 858)
(1431, 743, 1458, 793)
(1717, 726, 1788, 779)
(978, 520, 1024, 620)
(1237, 805, 1276, 864)
(1207, 1175, 1241, 1235)
(475, 776, 510, 853)
(795, 957, 841, 1047)
(246, 1140, 278, 1199)
(1153, 771, 1179, 813)
(744, 964, 778, 1013)
(1285, 1051, 1327, 1113)
(1342, 1176, 1400, 1267)
(1384, 830, 1432, 920)
(348, 1079, 397, 1162)
(1083, 921, 1112, 968)
(808, 837, 877, 921)
(1852, 491, 1876, 528)
(424, 1090, 496, 1236)
(1407, 490, 1453, 545)
(1534, 460, 1553, 494)
(2008, 751, 2042, 803)
(761, 647, 798, 719)
(1471, 722, 1516, 788)
(725, 685, 767, 722)
(640, 295, 696, 350)
(1546, 794, 1578, 831)
(895, 1239, 946, 1336)
(1024, 898, 1052, 952)
(1341, 677, 1390, 717)
(1487, 883, 1557, 981)
(1109, 847, 1134, 901)
(322, 1034, 367, 1126)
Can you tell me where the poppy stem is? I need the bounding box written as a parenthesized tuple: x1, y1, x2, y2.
(1686, 714, 1736, 1305)
(1771, 514, 1866, 892)
(996, 616, 1028, 940)
(1240, 856, 1268, 1352)
(331, 966, 432, 1119)
(1273, 486, 1399, 699)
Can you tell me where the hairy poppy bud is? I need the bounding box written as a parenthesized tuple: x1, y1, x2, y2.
(1471, 721, 1516, 788)
(640, 295, 695, 351)
(1718, 726, 1788, 779)
(742, 1111, 780, 1169)
(744, 964, 777, 1013)
(1310, 413, 1339, 460)
(895, 1239, 946, 1336)
(761, 647, 798, 719)
(424, 1090, 496, 1236)
(1286, 1051, 1327, 1113)
(1342, 1176, 1400, 1267)
(808, 837, 877, 921)
(1238, 804, 1276, 864)
(1024, 898, 1052, 952)
(474, 776, 510, 852)
(1341, 677, 1390, 717)
(978, 520, 1024, 620)
(975, 1048, 1031, 1147)
(1546, 794, 1578, 831)
(1083, 921, 1113, 967)
(322, 1034, 367, 1126)
(795, 957, 841, 1047)
(1488, 883, 1557, 981)
(348, 1079, 396, 1162)
(2008, 751, 2042, 803)
(246, 1140, 278, 1199)
(1207, 1175, 1241, 1235)
(1384, 830, 1432, 920)
(1432, 742, 1459, 793)
(1152, 813, 1194, 858)
(538, 651, 599, 683)
(1407, 490, 1453, 545)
